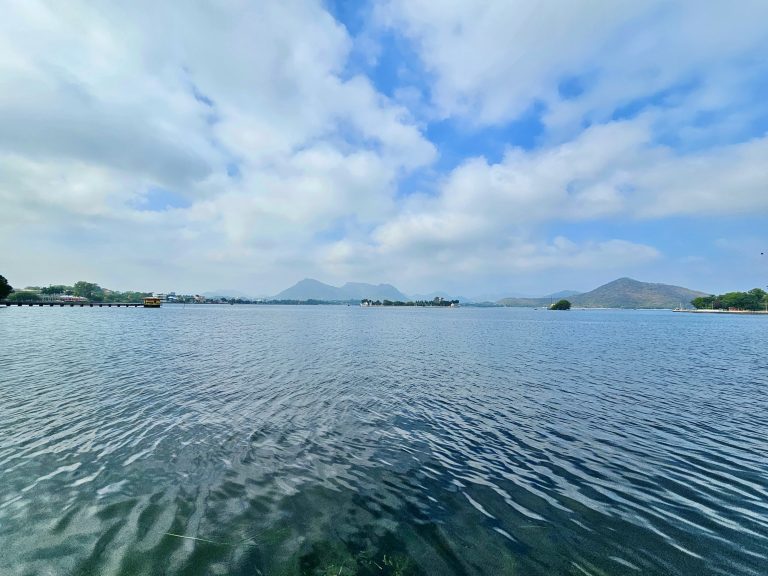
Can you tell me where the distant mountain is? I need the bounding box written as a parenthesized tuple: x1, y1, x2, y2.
(498, 278, 707, 309)
(470, 290, 532, 302)
(570, 278, 706, 309)
(273, 279, 409, 301)
(274, 279, 342, 300)
(202, 289, 254, 299)
(496, 297, 552, 307)
(338, 282, 409, 301)
(544, 290, 581, 299)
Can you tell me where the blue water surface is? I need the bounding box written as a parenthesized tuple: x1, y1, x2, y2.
(0, 306, 766, 575)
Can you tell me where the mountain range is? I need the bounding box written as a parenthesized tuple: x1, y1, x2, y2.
(544, 290, 582, 299)
(201, 289, 256, 299)
(270, 277, 705, 308)
(273, 279, 409, 302)
(497, 278, 707, 309)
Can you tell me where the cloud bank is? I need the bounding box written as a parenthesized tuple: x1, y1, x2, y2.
(1, 0, 766, 295)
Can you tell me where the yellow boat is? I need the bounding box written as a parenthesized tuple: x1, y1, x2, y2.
(143, 297, 162, 308)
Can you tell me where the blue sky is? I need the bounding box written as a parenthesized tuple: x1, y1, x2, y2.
(1, 0, 767, 297)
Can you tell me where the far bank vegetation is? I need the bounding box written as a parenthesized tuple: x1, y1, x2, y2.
(4, 281, 152, 303)
(691, 289, 768, 311)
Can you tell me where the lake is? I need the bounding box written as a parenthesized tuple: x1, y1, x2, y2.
(0, 305, 766, 575)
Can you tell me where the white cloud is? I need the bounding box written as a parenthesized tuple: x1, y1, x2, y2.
(378, 0, 639, 123)
(313, 116, 766, 288)
(379, 0, 768, 135)
(0, 0, 437, 292)
(1, 0, 765, 295)
(366, 118, 767, 254)
(633, 135, 768, 217)
(320, 233, 660, 292)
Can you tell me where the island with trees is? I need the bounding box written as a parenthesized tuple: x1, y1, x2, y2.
(549, 299, 572, 310)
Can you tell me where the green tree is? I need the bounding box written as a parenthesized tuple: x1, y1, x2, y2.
(40, 284, 74, 295)
(73, 281, 104, 302)
(721, 291, 760, 310)
(550, 299, 571, 310)
(7, 291, 40, 302)
(747, 288, 767, 310)
(0, 275, 11, 300)
(692, 288, 768, 311)
(118, 291, 151, 303)
(691, 295, 716, 309)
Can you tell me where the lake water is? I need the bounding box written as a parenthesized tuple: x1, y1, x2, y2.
(1, 305, 766, 575)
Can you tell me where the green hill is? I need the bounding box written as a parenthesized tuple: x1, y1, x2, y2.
(571, 278, 707, 308)
(498, 278, 707, 309)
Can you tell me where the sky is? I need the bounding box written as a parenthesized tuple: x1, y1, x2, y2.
(1, 0, 767, 298)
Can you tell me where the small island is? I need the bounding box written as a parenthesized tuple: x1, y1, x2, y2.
(549, 299, 572, 310)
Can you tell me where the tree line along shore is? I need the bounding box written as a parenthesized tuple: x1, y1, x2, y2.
(691, 289, 768, 312)
(1, 280, 154, 304)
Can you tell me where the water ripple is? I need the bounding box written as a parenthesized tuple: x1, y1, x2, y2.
(0, 306, 766, 575)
